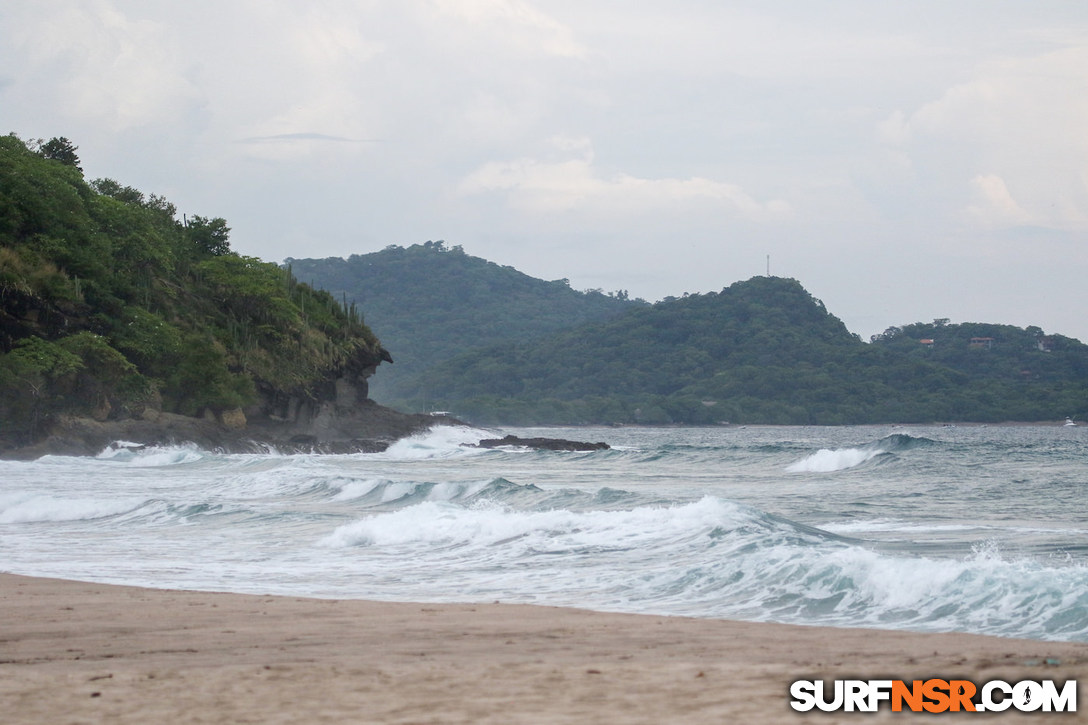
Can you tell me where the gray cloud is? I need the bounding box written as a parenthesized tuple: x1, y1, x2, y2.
(237, 133, 381, 144)
(2, 1, 1086, 341)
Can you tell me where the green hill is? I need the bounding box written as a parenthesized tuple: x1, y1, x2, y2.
(10, 131, 1081, 436)
(285, 242, 641, 401)
(388, 277, 1088, 425)
(0, 134, 395, 450)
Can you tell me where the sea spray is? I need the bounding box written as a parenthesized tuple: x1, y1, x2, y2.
(2, 424, 1086, 642)
(93, 442, 207, 466)
(312, 492, 1088, 640)
(380, 425, 494, 460)
(0, 491, 148, 524)
(786, 433, 935, 472)
(787, 447, 882, 472)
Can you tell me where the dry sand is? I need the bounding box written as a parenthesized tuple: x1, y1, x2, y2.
(1, 573, 1085, 724)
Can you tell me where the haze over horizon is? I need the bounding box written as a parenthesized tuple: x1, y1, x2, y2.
(3, 2, 1086, 342)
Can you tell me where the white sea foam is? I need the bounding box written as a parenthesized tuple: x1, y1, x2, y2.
(378, 481, 420, 503)
(4, 425, 1088, 642)
(318, 496, 749, 550)
(821, 519, 984, 535)
(379, 425, 494, 460)
(95, 443, 206, 466)
(786, 446, 882, 472)
(330, 478, 386, 501)
(307, 491, 1088, 640)
(426, 479, 494, 501)
(0, 492, 144, 523)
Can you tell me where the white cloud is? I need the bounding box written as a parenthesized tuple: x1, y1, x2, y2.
(876, 110, 911, 146)
(966, 174, 1032, 229)
(7, 1, 199, 130)
(3, 2, 1088, 341)
(880, 46, 1088, 232)
(428, 0, 588, 59)
(459, 139, 791, 219)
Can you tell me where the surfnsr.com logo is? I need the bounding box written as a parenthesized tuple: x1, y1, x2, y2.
(790, 679, 1076, 713)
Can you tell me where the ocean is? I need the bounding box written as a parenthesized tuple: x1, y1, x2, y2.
(2, 424, 1086, 642)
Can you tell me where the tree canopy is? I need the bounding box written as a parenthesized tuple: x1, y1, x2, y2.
(6, 131, 1083, 433)
(0, 133, 385, 445)
(37, 136, 82, 171)
(377, 275, 1088, 426)
(286, 241, 641, 400)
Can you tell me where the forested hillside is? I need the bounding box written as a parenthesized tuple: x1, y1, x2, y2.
(388, 277, 1088, 425)
(14, 128, 1076, 435)
(286, 242, 640, 399)
(0, 134, 390, 448)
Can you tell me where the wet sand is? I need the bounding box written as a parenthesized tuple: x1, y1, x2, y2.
(1, 573, 1084, 723)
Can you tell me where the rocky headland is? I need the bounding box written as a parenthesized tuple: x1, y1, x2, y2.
(0, 361, 463, 459)
(1, 402, 450, 460)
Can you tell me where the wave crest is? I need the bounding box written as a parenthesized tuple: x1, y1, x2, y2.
(787, 434, 935, 473)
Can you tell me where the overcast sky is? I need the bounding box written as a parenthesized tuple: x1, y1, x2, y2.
(3, 1, 1087, 341)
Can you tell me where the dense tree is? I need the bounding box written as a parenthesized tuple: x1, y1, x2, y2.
(287, 242, 642, 400)
(380, 275, 1087, 426)
(6, 130, 1083, 432)
(186, 214, 231, 257)
(0, 133, 386, 446)
(37, 136, 82, 171)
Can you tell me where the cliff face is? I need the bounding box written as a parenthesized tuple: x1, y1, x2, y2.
(240, 356, 440, 452)
(0, 134, 431, 457)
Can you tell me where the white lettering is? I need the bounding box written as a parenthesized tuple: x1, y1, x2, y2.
(1014, 680, 1044, 712)
(867, 679, 893, 711)
(815, 680, 844, 712)
(981, 680, 1012, 712)
(844, 680, 869, 712)
(1040, 680, 1077, 712)
(790, 677, 1076, 713)
(789, 680, 816, 712)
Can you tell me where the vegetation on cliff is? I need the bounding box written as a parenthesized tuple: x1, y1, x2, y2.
(0, 134, 387, 446)
(8, 131, 1083, 436)
(383, 276, 1088, 425)
(286, 242, 641, 400)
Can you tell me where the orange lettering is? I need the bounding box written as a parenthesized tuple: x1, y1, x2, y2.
(948, 680, 977, 712)
(892, 680, 924, 712)
(922, 679, 951, 713)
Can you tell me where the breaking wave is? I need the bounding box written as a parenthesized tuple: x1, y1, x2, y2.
(4, 425, 1087, 643)
(316, 491, 1088, 641)
(787, 434, 935, 472)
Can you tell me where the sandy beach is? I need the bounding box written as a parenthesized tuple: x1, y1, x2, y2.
(1, 574, 1084, 723)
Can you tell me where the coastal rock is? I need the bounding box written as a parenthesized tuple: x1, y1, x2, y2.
(220, 407, 247, 429)
(90, 397, 111, 422)
(473, 435, 610, 452)
(0, 402, 456, 460)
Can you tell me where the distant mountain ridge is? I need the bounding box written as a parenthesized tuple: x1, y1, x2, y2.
(286, 242, 642, 400)
(290, 245, 1088, 425)
(19, 129, 1079, 440)
(405, 276, 1088, 425)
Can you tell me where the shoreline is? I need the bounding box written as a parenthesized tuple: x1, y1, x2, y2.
(5, 415, 1078, 460)
(0, 403, 453, 460)
(479, 420, 1084, 431)
(2, 574, 1085, 723)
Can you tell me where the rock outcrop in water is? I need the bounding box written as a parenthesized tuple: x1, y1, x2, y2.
(472, 435, 610, 452)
